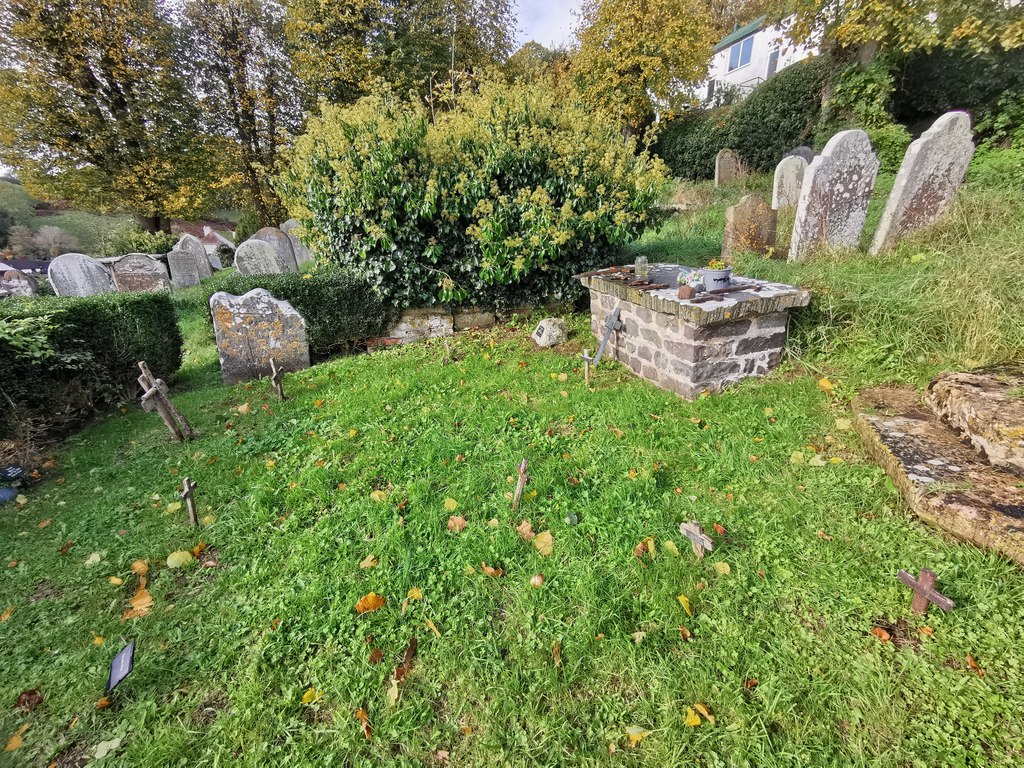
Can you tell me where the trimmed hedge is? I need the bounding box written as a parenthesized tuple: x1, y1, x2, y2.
(653, 108, 733, 180)
(0, 291, 182, 437)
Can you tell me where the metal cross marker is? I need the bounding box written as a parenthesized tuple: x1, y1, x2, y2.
(679, 522, 714, 559)
(582, 306, 623, 369)
(269, 358, 286, 401)
(897, 569, 955, 614)
(512, 459, 529, 511)
(138, 361, 194, 442)
(181, 476, 198, 527)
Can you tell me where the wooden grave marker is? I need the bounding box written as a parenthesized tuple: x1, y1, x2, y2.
(512, 459, 529, 511)
(680, 521, 714, 559)
(897, 568, 955, 615)
(181, 476, 198, 527)
(270, 357, 286, 401)
(138, 361, 194, 441)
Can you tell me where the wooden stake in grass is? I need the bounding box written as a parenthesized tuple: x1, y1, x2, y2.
(584, 350, 591, 388)
(181, 476, 198, 527)
(512, 459, 529, 511)
(138, 361, 194, 442)
(897, 569, 955, 615)
(680, 521, 714, 560)
(269, 358, 286, 401)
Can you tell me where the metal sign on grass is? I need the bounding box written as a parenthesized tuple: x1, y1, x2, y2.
(107, 641, 135, 692)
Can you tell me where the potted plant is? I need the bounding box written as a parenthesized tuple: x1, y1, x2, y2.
(677, 267, 703, 299)
(702, 258, 732, 290)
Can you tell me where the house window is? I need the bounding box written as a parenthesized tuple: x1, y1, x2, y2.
(767, 49, 780, 77)
(707, 79, 716, 101)
(728, 36, 754, 71)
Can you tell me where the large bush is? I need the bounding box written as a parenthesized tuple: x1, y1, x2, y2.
(98, 223, 177, 256)
(0, 292, 182, 437)
(653, 108, 733, 180)
(278, 81, 669, 310)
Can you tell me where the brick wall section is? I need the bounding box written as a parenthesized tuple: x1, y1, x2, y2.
(589, 291, 789, 399)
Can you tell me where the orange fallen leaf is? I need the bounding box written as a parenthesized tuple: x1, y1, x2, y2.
(355, 708, 372, 741)
(678, 626, 692, 640)
(871, 627, 890, 643)
(121, 585, 153, 620)
(355, 593, 386, 614)
(552, 640, 562, 667)
(130, 560, 149, 577)
(95, 697, 111, 710)
(816, 530, 833, 541)
(447, 516, 467, 533)
(480, 562, 503, 578)
(425, 619, 441, 638)
(5, 723, 29, 751)
(516, 519, 536, 542)
(713, 522, 727, 536)
(6, 560, 16, 568)
(191, 541, 208, 558)
(744, 678, 759, 690)
(694, 703, 715, 725)
(37, 519, 52, 529)
(1, 607, 14, 622)
(967, 654, 985, 677)
(919, 625, 934, 637)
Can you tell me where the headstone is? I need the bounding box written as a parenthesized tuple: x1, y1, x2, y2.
(111, 254, 171, 293)
(281, 219, 314, 266)
(789, 130, 880, 262)
(722, 194, 777, 258)
(715, 149, 743, 187)
(234, 238, 296, 275)
(167, 249, 201, 288)
(175, 234, 213, 278)
(208, 254, 223, 271)
(1, 270, 38, 297)
(772, 155, 807, 210)
(870, 111, 976, 255)
(209, 288, 310, 384)
(47, 253, 114, 297)
(251, 227, 298, 271)
(531, 317, 568, 348)
(787, 146, 815, 163)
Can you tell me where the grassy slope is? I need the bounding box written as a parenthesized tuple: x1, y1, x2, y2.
(2, 162, 1024, 766)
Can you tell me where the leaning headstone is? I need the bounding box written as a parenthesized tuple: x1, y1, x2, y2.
(209, 288, 310, 384)
(167, 249, 202, 288)
(531, 318, 568, 348)
(111, 253, 171, 293)
(789, 130, 880, 262)
(722, 194, 777, 259)
(208, 254, 223, 271)
(870, 111, 976, 255)
(715, 149, 743, 187)
(47, 253, 114, 297)
(1, 270, 38, 297)
(252, 227, 298, 271)
(787, 146, 815, 163)
(280, 219, 314, 266)
(175, 233, 213, 278)
(772, 155, 807, 210)
(234, 238, 296, 275)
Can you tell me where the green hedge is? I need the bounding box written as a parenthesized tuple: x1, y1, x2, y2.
(191, 269, 398, 356)
(653, 109, 733, 180)
(0, 291, 182, 437)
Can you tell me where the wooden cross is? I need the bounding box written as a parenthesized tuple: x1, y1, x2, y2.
(269, 358, 286, 401)
(512, 459, 529, 511)
(897, 569, 955, 614)
(138, 361, 194, 442)
(180, 476, 198, 527)
(679, 521, 714, 559)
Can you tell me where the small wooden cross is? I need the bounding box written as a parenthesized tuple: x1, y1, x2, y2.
(180, 476, 198, 527)
(679, 521, 714, 559)
(512, 459, 529, 511)
(897, 568, 955, 614)
(583, 350, 591, 388)
(269, 358, 286, 401)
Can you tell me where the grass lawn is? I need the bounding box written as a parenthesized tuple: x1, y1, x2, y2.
(3, 166, 1024, 766)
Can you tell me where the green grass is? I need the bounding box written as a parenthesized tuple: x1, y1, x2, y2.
(36, 211, 135, 253)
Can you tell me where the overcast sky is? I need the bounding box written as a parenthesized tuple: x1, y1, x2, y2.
(515, 0, 583, 49)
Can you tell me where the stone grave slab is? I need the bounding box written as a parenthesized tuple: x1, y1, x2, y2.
(772, 155, 807, 210)
(787, 146, 815, 163)
(235, 238, 296, 275)
(1, 270, 38, 297)
(722, 193, 776, 258)
(175, 233, 213, 278)
(532, 318, 568, 348)
(252, 227, 298, 271)
(112, 253, 171, 293)
(167, 249, 201, 288)
(715, 149, 743, 187)
(47, 253, 114, 297)
(281, 219, 314, 266)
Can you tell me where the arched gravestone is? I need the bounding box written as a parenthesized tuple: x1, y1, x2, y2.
(175, 233, 213, 278)
(870, 111, 976, 255)
(789, 130, 880, 262)
(280, 219, 314, 266)
(786, 146, 815, 163)
(111, 253, 171, 292)
(772, 155, 807, 210)
(2, 270, 38, 297)
(252, 227, 298, 271)
(167, 249, 202, 288)
(235, 238, 297, 275)
(209, 288, 310, 384)
(47, 253, 115, 297)
(722, 194, 777, 259)
(715, 149, 743, 187)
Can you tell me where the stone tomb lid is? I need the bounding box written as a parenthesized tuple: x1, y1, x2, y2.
(578, 263, 810, 326)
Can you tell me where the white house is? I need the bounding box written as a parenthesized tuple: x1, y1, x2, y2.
(701, 16, 817, 105)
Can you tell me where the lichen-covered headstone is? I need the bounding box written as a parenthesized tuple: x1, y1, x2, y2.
(789, 130, 880, 262)
(252, 227, 298, 271)
(722, 194, 777, 259)
(772, 155, 807, 210)
(47, 253, 114, 297)
(787, 146, 815, 163)
(175, 233, 213, 278)
(112, 254, 171, 293)
(531, 318, 568, 348)
(870, 112, 976, 255)
(234, 238, 296, 275)
(2, 270, 38, 297)
(209, 288, 310, 384)
(281, 219, 314, 266)
(167, 249, 201, 288)
(715, 149, 743, 187)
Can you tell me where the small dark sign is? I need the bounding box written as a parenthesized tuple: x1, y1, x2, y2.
(106, 641, 135, 692)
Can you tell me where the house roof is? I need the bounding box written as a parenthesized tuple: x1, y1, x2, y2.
(714, 16, 767, 52)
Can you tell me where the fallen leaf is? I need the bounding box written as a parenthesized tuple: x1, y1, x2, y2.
(530, 573, 545, 588)
(38, 518, 52, 528)
(130, 560, 149, 577)
(16, 689, 43, 712)
(236, 402, 251, 415)
(301, 687, 323, 704)
(684, 707, 701, 727)
(625, 725, 652, 747)
(16, 494, 29, 506)
(369, 648, 384, 664)
(677, 594, 693, 617)
(516, 519, 536, 542)
(480, 562, 503, 578)
(447, 515, 467, 533)
(355, 593, 386, 613)
(166, 550, 194, 569)
(443, 497, 458, 512)
(713, 522, 727, 536)
(790, 451, 805, 465)
(533, 530, 554, 557)
(816, 530, 833, 541)
(435, 749, 450, 763)
(369, 490, 387, 502)
(6, 560, 16, 568)
(835, 418, 852, 431)
(355, 708, 372, 741)
(359, 554, 378, 569)
(92, 634, 105, 646)
(5, 724, 29, 751)
(694, 703, 715, 725)
(108, 576, 123, 586)
(967, 654, 985, 677)
(94, 697, 110, 710)
(2, 607, 14, 622)
(808, 454, 827, 467)
(94, 737, 122, 759)
(191, 541, 207, 558)
(552, 640, 561, 667)
(407, 587, 423, 601)
(59, 541, 74, 555)
(745, 678, 759, 690)
(871, 627, 891, 643)
(121, 585, 153, 620)
(314, 399, 325, 408)
(678, 625, 692, 639)
(817, 377, 834, 394)
(84, 552, 102, 566)
(631, 631, 646, 644)
(662, 540, 680, 556)
(425, 619, 441, 638)
(714, 561, 731, 575)
(919, 625, 934, 637)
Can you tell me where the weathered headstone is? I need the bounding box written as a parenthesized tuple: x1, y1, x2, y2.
(111, 254, 171, 293)
(532, 317, 568, 348)
(772, 155, 807, 210)
(787, 146, 815, 163)
(722, 194, 777, 258)
(789, 130, 880, 262)
(47, 253, 114, 297)
(175, 233, 213, 278)
(209, 288, 310, 384)
(280, 219, 314, 266)
(234, 238, 296, 275)
(870, 111, 976, 255)
(715, 149, 743, 187)
(252, 227, 298, 271)
(1, 270, 38, 297)
(167, 249, 201, 288)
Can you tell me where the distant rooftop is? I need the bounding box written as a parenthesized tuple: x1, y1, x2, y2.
(714, 16, 768, 52)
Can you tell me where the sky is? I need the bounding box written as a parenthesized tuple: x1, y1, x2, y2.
(514, 0, 584, 49)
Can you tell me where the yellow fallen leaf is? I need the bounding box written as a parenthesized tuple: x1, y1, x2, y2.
(695, 703, 716, 725)
(38, 518, 52, 529)
(790, 451, 805, 465)
(835, 418, 852, 431)
(369, 490, 387, 502)
(533, 530, 554, 557)
(236, 403, 251, 414)
(625, 725, 652, 747)
(1, 607, 13, 622)
(265, 460, 276, 469)
(631, 631, 646, 644)
(201, 514, 216, 525)
(662, 540, 680, 556)
(407, 587, 423, 600)
(92, 634, 105, 646)
(443, 497, 458, 512)
(425, 619, 442, 637)
(15, 495, 28, 506)
(108, 576, 123, 586)
(359, 555, 378, 569)
(165, 501, 182, 514)
(764, 407, 774, 417)
(301, 687, 323, 705)
(677, 594, 693, 617)
(609, 426, 625, 439)
(5, 723, 29, 751)
(348, 428, 358, 438)
(355, 592, 386, 613)
(166, 550, 194, 569)
(684, 707, 701, 727)
(714, 561, 731, 575)
(818, 377, 834, 394)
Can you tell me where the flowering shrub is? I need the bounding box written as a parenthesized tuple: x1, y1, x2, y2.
(278, 81, 669, 309)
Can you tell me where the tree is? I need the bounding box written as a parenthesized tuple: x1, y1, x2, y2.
(505, 42, 572, 85)
(0, 0, 220, 232)
(705, 0, 771, 37)
(574, 0, 716, 137)
(181, 0, 302, 227)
